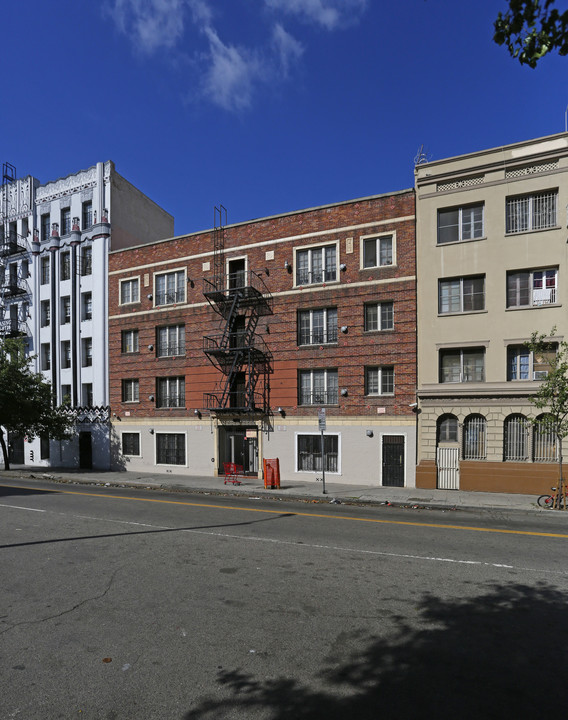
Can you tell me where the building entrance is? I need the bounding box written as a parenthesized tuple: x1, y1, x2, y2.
(219, 426, 258, 476)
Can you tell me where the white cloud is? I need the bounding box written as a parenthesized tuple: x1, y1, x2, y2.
(272, 23, 304, 77)
(265, 0, 368, 30)
(108, 0, 187, 54)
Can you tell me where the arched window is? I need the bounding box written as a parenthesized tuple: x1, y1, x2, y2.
(533, 414, 558, 462)
(504, 414, 529, 461)
(437, 414, 459, 443)
(463, 414, 486, 460)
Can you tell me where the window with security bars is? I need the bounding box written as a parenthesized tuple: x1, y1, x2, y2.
(120, 278, 139, 305)
(121, 329, 139, 354)
(438, 276, 485, 314)
(297, 434, 338, 473)
(155, 271, 185, 306)
(439, 348, 485, 383)
(122, 379, 139, 403)
(298, 308, 337, 345)
(364, 301, 393, 331)
(463, 415, 486, 460)
(296, 245, 337, 285)
(437, 204, 484, 244)
(156, 433, 186, 465)
(437, 414, 458, 442)
(122, 432, 140, 457)
(507, 269, 557, 307)
(533, 415, 558, 462)
(506, 191, 557, 233)
(298, 369, 338, 405)
(363, 236, 394, 268)
(365, 366, 394, 395)
(156, 377, 185, 408)
(504, 414, 529, 461)
(157, 324, 185, 356)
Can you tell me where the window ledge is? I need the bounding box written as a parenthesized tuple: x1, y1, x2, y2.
(297, 343, 338, 349)
(506, 303, 561, 311)
(505, 225, 561, 237)
(363, 328, 395, 334)
(436, 237, 486, 247)
(360, 264, 397, 271)
(438, 310, 488, 317)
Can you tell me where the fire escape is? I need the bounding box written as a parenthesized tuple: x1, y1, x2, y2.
(203, 206, 273, 415)
(0, 163, 29, 338)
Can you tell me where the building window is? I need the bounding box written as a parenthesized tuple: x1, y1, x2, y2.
(40, 256, 50, 285)
(365, 366, 394, 395)
(438, 276, 485, 314)
(157, 324, 185, 357)
(463, 414, 487, 460)
(364, 301, 394, 331)
(506, 191, 557, 234)
(440, 348, 485, 383)
(122, 432, 140, 457)
(120, 278, 139, 305)
(156, 377, 185, 408)
(41, 214, 50, 242)
(122, 379, 139, 403)
(506, 269, 557, 308)
(60, 251, 71, 281)
(61, 208, 71, 236)
(298, 308, 337, 345)
(504, 414, 529, 461)
(156, 433, 186, 465)
(61, 384, 71, 405)
(82, 383, 93, 406)
(437, 204, 484, 244)
(81, 292, 92, 321)
(41, 343, 51, 371)
(296, 245, 337, 285)
(508, 343, 556, 381)
(61, 340, 71, 369)
(82, 338, 92, 367)
(155, 270, 185, 306)
(40, 300, 50, 327)
(121, 329, 139, 354)
(82, 201, 93, 229)
(362, 235, 393, 268)
(40, 434, 50, 460)
(533, 415, 558, 462)
(298, 369, 338, 405)
(81, 246, 92, 276)
(297, 434, 339, 473)
(61, 296, 71, 324)
(437, 414, 458, 443)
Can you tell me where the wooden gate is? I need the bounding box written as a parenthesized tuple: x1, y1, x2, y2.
(436, 446, 459, 489)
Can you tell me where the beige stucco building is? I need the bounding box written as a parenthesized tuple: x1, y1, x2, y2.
(415, 133, 568, 494)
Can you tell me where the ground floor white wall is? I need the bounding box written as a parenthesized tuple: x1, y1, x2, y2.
(110, 416, 417, 487)
(14, 423, 111, 471)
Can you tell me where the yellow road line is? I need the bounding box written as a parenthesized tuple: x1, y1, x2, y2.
(2, 482, 568, 539)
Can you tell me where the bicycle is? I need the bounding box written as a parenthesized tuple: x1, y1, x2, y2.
(537, 485, 568, 510)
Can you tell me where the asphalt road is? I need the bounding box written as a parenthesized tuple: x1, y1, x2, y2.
(2, 478, 568, 719)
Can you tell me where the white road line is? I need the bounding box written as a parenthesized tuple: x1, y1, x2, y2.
(0, 504, 45, 512)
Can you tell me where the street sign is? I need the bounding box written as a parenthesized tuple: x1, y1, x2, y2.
(318, 408, 326, 431)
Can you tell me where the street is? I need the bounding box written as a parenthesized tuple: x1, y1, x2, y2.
(2, 478, 568, 719)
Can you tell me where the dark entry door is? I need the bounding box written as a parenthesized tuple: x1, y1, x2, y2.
(382, 435, 405, 487)
(8, 433, 24, 465)
(219, 426, 258, 475)
(79, 431, 93, 469)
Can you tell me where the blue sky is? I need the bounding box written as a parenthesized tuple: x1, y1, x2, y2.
(3, 0, 567, 234)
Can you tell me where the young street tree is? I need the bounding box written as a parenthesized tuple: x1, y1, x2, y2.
(526, 330, 568, 507)
(494, 0, 568, 67)
(0, 338, 74, 470)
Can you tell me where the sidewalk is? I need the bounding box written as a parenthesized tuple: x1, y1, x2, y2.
(0, 466, 550, 513)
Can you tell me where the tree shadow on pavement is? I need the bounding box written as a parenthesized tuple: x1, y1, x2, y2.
(184, 582, 568, 719)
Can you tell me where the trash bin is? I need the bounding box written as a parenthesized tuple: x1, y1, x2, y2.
(263, 458, 280, 489)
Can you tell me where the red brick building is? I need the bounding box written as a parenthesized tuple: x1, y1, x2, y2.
(108, 189, 417, 486)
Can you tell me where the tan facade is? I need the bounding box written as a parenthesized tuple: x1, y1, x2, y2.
(415, 133, 568, 494)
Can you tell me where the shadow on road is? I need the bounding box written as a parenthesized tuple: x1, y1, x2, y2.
(183, 582, 568, 719)
(0, 485, 60, 498)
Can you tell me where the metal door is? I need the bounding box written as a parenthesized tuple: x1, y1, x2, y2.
(8, 433, 24, 465)
(437, 446, 460, 489)
(79, 431, 93, 469)
(382, 435, 405, 487)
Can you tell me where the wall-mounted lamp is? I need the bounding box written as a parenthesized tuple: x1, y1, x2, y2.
(148, 344, 154, 351)
(340, 263, 347, 271)
(366, 429, 374, 437)
(147, 293, 153, 300)
(149, 394, 155, 402)
(341, 326, 348, 334)
(341, 388, 348, 397)
(276, 406, 286, 418)
(284, 260, 292, 273)
(194, 409, 202, 418)
(149, 428, 154, 434)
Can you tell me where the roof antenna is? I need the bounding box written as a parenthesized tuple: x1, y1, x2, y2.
(414, 145, 430, 166)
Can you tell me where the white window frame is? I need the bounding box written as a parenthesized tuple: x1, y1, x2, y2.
(298, 369, 338, 405)
(154, 268, 186, 307)
(155, 432, 187, 467)
(438, 276, 485, 314)
(364, 301, 394, 332)
(437, 204, 484, 244)
(360, 232, 396, 269)
(506, 268, 558, 308)
(297, 308, 338, 345)
(439, 347, 485, 383)
(293, 241, 339, 288)
(157, 324, 185, 357)
(294, 432, 341, 475)
(120, 276, 140, 305)
(156, 376, 185, 408)
(121, 329, 139, 354)
(122, 379, 139, 403)
(506, 190, 557, 234)
(121, 431, 141, 458)
(365, 366, 395, 396)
